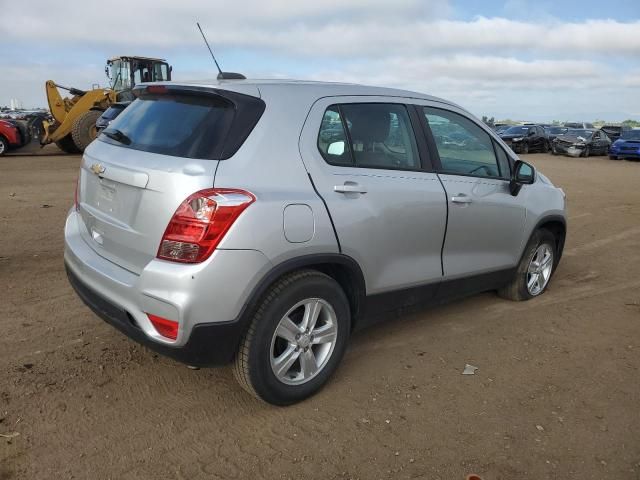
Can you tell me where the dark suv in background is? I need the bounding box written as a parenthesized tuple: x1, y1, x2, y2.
(499, 125, 549, 154)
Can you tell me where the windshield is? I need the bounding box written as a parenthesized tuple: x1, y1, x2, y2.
(503, 126, 529, 135)
(620, 129, 640, 140)
(546, 126, 568, 134)
(566, 129, 593, 139)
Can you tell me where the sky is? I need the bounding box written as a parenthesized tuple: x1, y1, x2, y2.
(1, 0, 639, 121)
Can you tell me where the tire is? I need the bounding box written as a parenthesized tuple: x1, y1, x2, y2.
(541, 141, 549, 153)
(71, 110, 102, 152)
(0, 136, 8, 156)
(609, 155, 620, 160)
(11, 120, 30, 146)
(54, 134, 81, 154)
(582, 146, 590, 158)
(522, 142, 529, 154)
(551, 146, 558, 155)
(498, 229, 557, 301)
(234, 270, 351, 405)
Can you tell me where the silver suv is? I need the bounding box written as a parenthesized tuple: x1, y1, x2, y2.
(65, 80, 567, 405)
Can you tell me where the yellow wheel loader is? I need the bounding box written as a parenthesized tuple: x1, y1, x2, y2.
(42, 56, 172, 153)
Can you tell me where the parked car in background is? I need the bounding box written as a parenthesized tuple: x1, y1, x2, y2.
(0, 119, 24, 155)
(552, 128, 610, 157)
(96, 102, 130, 132)
(499, 124, 549, 153)
(65, 79, 567, 405)
(564, 122, 595, 129)
(609, 128, 640, 160)
(600, 125, 625, 143)
(494, 124, 511, 133)
(544, 126, 568, 143)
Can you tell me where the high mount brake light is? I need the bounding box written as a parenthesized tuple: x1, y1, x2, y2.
(146, 85, 168, 94)
(157, 188, 255, 264)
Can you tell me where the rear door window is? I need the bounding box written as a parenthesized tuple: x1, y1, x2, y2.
(100, 91, 235, 160)
(317, 103, 420, 170)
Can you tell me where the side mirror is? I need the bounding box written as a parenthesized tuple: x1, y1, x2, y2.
(510, 160, 535, 196)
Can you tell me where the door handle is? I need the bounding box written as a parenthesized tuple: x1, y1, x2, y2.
(451, 194, 472, 204)
(334, 183, 367, 194)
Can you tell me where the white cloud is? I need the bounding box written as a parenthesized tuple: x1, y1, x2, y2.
(1, 0, 638, 119)
(307, 55, 640, 119)
(2, 3, 639, 57)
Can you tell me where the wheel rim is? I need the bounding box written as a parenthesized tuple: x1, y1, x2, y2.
(270, 298, 338, 386)
(0, 141, 5, 154)
(527, 244, 554, 296)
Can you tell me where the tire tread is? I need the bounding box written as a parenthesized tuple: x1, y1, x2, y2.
(233, 269, 331, 401)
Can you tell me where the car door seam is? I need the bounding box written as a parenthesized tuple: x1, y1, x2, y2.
(436, 173, 448, 276)
(306, 172, 342, 253)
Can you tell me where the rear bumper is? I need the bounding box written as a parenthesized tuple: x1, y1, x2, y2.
(66, 265, 244, 366)
(610, 149, 640, 158)
(64, 209, 272, 365)
(553, 143, 584, 157)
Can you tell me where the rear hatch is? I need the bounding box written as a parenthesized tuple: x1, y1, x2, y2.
(77, 83, 265, 274)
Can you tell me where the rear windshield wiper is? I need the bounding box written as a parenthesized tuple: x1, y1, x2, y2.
(102, 128, 132, 145)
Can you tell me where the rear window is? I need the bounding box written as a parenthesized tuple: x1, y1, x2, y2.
(99, 88, 265, 160)
(102, 106, 125, 121)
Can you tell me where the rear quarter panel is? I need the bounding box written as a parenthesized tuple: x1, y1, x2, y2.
(213, 85, 340, 264)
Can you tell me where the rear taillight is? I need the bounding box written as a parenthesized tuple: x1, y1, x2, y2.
(147, 313, 179, 340)
(157, 188, 255, 263)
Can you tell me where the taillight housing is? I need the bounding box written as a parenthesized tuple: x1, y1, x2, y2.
(157, 188, 255, 263)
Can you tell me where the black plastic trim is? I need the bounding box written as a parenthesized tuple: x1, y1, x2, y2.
(66, 264, 243, 367)
(532, 214, 567, 262)
(357, 267, 516, 330)
(407, 104, 434, 171)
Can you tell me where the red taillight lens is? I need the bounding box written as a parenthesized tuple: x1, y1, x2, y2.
(157, 188, 255, 263)
(147, 313, 179, 340)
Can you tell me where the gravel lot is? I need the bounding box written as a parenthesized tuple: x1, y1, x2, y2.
(1, 152, 639, 480)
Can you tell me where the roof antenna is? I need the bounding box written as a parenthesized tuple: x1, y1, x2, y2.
(196, 22, 246, 80)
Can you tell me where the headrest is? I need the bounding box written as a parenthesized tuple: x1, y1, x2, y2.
(348, 108, 391, 145)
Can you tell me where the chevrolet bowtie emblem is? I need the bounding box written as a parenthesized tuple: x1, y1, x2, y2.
(90, 163, 106, 176)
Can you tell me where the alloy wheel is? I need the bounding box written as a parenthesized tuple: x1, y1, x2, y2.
(527, 244, 554, 296)
(270, 298, 338, 385)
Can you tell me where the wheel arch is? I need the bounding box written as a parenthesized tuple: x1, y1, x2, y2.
(534, 215, 566, 262)
(239, 254, 366, 333)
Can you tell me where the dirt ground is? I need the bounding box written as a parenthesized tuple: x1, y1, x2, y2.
(1, 151, 639, 480)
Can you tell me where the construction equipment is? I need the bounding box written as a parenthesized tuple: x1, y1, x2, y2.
(42, 56, 172, 153)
